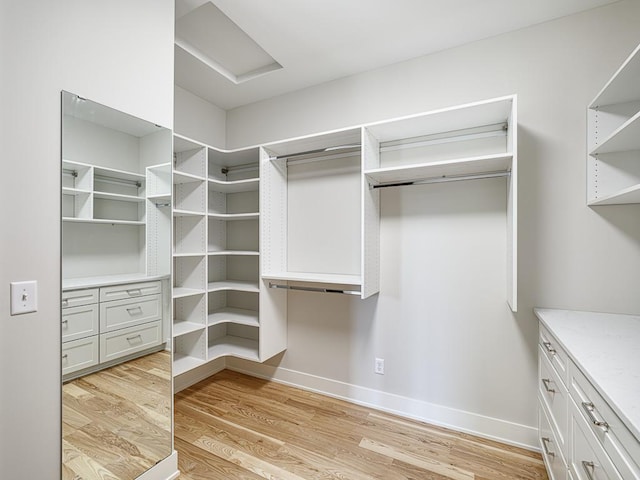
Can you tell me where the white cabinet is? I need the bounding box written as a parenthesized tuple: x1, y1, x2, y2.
(62, 280, 166, 380)
(172, 134, 283, 377)
(535, 309, 640, 480)
(587, 42, 640, 205)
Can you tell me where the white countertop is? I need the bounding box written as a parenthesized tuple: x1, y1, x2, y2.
(63, 273, 169, 290)
(534, 308, 640, 442)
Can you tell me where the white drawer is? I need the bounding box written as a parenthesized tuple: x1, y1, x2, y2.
(540, 324, 569, 385)
(539, 345, 569, 458)
(569, 362, 640, 480)
(569, 398, 623, 480)
(99, 320, 162, 363)
(62, 336, 99, 376)
(99, 281, 161, 302)
(61, 304, 98, 342)
(62, 288, 98, 309)
(539, 403, 568, 480)
(100, 294, 162, 333)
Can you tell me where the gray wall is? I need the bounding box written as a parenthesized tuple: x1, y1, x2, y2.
(224, 0, 640, 447)
(0, 1, 173, 477)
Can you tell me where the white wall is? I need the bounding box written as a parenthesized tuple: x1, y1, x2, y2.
(175, 85, 227, 147)
(0, 1, 173, 478)
(225, 0, 640, 448)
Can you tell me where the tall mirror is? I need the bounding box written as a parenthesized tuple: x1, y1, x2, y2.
(61, 91, 172, 479)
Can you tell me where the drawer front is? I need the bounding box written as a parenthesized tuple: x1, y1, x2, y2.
(99, 281, 162, 302)
(62, 288, 98, 308)
(540, 324, 569, 384)
(100, 294, 162, 333)
(569, 362, 640, 479)
(62, 304, 99, 342)
(539, 345, 569, 457)
(62, 336, 99, 376)
(569, 398, 623, 480)
(99, 320, 162, 363)
(540, 402, 568, 480)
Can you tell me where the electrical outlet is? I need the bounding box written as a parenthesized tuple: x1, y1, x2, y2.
(375, 357, 384, 375)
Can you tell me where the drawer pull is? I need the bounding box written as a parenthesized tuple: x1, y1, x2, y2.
(581, 402, 609, 431)
(542, 341, 556, 355)
(62, 353, 68, 360)
(62, 319, 69, 325)
(62, 299, 69, 307)
(541, 378, 556, 393)
(126, 334, 143, 342)
(582, 461, 596, 480)
(541, 437, 555, 458)
(126, 306, 143, 316)
(126, 289, 142, 296)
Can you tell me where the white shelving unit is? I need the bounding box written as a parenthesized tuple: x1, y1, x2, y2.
(172, 134, 286, 378)
(587, 42, 640, 206)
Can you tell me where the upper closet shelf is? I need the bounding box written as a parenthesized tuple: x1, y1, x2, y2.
(590, 110, 640, 155)
(63, 217, 145, 226)
(365, 153, 513, 187)
(262, 272, 362, 286)
(590, 43, 640, 108)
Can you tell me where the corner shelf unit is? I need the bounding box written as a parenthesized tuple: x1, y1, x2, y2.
(172, 134, 286, 377)
(587, 42, 640, 206)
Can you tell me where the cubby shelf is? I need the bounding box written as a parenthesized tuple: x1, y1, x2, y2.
(207, 280, 260, 293)
(93, 191, 146, 202)
(174, 171, 205, 184)
(588, 184, 640, 205)
(590, 110, 640, 155)
(208, 307, 259, 327)
(172, 287, 206, 299)
(173, 354, 205, 376)
(208, 250, 259, 256)
(208, 177, 259, 193)
(172, 321, 206, 338)
(208, 212, 259, 221)
(590, 43, 640, 108)
(62, 217, 146, 226)
(262, 272, 362, 286)
(207, 336, 259, 362)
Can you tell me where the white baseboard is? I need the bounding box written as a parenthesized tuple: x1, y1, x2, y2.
(226, 358, 539, 451)
(174, 358, 226, 392)
(136, 451, 179, 480)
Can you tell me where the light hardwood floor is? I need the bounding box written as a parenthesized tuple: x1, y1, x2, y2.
(175, 370, 548, 480)
(62, 350, 173, 480)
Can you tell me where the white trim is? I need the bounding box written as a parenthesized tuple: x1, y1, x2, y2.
(174, 357, 226, 392)
(135, 451, 179, 480)
(226, 358, 539, 451)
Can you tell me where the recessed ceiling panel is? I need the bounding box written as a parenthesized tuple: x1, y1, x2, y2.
(175, 1, 282, 83)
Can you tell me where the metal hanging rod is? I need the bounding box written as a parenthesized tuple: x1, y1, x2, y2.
(94, 174, 142, 188)
(154, 202, 171, 207)
(380, 123, 507, 153)
(371, 170, 510, 189)
(220, 163, 259, 175)
(268, 144, 361, 161)
(62, 169, 78, 178)
(268, 282, 361, 296)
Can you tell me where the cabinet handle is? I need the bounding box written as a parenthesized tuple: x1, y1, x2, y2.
(541, 437, 555, 458)
(582, 461, 596, 480)
(126, 334, 142, 342)
(126, 289, 142, 296)
(62, 299, 69, 307)
(541, 378, 556, 393)
(62, 354, 68, 360)
(126, 306, 143, 315)
(62, 319, 68, 325)
(581, 402, 609, 431)
(542, 341, 556, 355)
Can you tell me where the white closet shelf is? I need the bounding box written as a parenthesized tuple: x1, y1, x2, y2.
(93, 166, 145, 182)
(208, 212, 259, 221)
(207, 280, 260, 293)
(262, 272, 362, 286)
(588, 183, 640, 205)
(208, 177, 259, 193)
(63, 273, 168, 290)
(63, 217, 145, 226)
(364, 153, 513, 186)
(174, 171, 205, 184)
(590, 110, 640, 155)
(208, 336, 259, 362)
(172, 287, 206, 299)
(147, 193, 171, 201)
(173, 252, 206, 258)
(207, 250, 259, 256)
(208, 308, 259, 328)
(173, 320, 206, 338)
(62, 187, 91, 196)
(173, 354, 205, 376)
(94, 191, 146, 202)
(173, 209, 206, 217)
(590, 43, 640, 108)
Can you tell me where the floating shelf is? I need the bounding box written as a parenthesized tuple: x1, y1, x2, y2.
(208, 308, 259, 328)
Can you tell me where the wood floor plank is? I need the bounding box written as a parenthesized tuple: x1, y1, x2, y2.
(175, 370, 548, 480)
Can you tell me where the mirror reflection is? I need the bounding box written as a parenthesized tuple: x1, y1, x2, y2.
(61, 91, 172, 479)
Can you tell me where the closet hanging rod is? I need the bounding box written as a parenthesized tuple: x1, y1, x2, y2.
(154, 202, 171, 207)
(268, 282, 362, 296)
(371, 170, 510, 189)
(268, 144, 361, 161)
(219, 162, 259, 175)
(94, 174, 142, 188)
(380, 122, 507, 153)
(62, 169, 78, 178)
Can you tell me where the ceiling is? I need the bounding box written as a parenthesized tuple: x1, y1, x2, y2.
(175, 0, 618, 110)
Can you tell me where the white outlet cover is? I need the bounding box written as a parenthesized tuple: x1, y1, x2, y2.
(10, 281, 38, 315)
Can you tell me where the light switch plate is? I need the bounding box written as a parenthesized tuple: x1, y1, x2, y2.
(10, 281, 38, 315)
